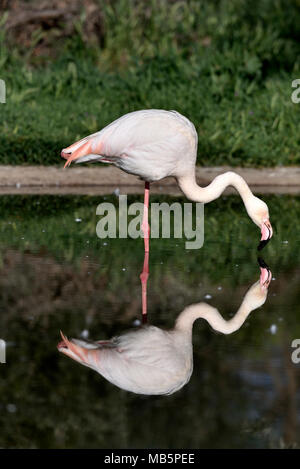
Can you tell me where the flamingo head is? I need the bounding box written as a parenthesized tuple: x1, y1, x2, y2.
(246, 196, 273, 250)
(61, 136, 103, 168)
(61, 139, 93, 168)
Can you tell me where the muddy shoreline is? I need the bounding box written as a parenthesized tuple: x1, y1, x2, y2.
(0, 165, 299, 195)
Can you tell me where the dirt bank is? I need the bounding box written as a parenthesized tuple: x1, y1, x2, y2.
(0, 165, 299, 195)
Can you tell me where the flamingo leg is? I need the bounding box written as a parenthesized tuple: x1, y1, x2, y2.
(140, 251, 149, 322)
(139, 182, 150, 321)
(141, 182, 150, 253)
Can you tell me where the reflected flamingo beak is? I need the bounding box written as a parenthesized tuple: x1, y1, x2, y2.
(258, 219, 273, 251)
(257, 257, 272, 288)
(259, 267, 272, 288)
(57, 331, 89, 364)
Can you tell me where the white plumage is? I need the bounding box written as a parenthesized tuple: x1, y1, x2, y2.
(64, 110, 197, 181)
(58, 268, 271, 396)
(61, 109, 273, 248)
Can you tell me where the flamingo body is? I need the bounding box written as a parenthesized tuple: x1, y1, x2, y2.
(61, 109, 273, 248)
(64, 110, 197, 182)
(59, 325, 193, 396)
(58, 260, 272, 396)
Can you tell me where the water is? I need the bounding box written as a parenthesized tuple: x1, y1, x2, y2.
(0, 194, 299, 449)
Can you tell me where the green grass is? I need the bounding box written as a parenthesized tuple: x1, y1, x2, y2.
(0, 0, 299, 166)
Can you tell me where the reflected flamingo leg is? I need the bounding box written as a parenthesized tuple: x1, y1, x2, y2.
(140, 182, 150, 322)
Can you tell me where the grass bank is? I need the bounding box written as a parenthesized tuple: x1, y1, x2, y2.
(0, 0, 299, 166)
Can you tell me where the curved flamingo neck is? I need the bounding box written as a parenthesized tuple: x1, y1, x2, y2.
(177, 171, 253, 206)
(175, 298, 257, 335)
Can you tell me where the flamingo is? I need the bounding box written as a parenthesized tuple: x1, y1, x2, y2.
(58, 258, 272, 396)
(61, 110, 273, 252)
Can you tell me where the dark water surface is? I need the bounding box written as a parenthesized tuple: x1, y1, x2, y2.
(0, 194, 299, 449)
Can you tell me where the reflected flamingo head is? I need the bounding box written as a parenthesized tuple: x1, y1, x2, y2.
(57, 331, 97, 367)
(257, 257, 272, 289)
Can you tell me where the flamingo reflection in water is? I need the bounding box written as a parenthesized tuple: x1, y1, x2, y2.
(58, 258, 272, 396)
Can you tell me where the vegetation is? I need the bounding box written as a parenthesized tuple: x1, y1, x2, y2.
(0, 0, 299, 166)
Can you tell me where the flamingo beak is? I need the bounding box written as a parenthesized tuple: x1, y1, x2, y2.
(258, 219, 273, 251)
(60, 141, 93, 168)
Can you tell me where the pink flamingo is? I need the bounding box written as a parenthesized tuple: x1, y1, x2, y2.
(61, 110, 273, 317)
(58, 260, 272, 396)
(61, 109, 273, 254)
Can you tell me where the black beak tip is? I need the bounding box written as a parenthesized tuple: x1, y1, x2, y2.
(257, 238, 270, 251)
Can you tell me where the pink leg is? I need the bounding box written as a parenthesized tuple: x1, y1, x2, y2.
(140, 251, 149, 322)
(141, 182, 150, 253)
(140, 182, 150, 321)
